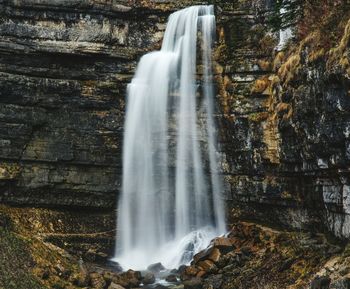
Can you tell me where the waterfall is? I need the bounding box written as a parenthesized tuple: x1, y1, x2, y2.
(114, 5, 225, 270)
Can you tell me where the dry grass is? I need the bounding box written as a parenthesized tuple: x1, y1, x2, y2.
(278, 54, 301, 85)
(251, 76, 270, 94)
(328, 19, 350, 72)
(258, 60, 272, 71)
(273, 52, 285, 71)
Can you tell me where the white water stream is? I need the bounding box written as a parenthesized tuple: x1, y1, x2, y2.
(114, 5, 225, 270)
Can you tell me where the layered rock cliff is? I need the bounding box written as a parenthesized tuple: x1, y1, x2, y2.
(216, 0, 350, 239)
(0, 0, 350, 288)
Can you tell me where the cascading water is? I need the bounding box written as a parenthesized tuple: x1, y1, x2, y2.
(114, 5, 225, 270)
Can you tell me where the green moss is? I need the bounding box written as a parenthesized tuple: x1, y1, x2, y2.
(248, 112, 269, 123)
(0, 228, 45, 289)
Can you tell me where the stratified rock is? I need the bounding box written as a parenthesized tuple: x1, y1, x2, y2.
(197, 260, 217, 273)
(181, 266, 199, 280)
(193, 246, 222, 264)
(210, 238, 234, 254)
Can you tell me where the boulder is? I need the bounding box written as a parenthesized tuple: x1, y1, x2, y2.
(147, 263, 165, 273)
(210, 237, 234, 254)
(193, 247, 221, 264)
(106, 260, 123, 273)
(142, 272, 156, 285)
(208, 248, 221, 263)
(165, 274, 178, 282)
(181, 266, 200, 280)
(197, 260, 217, 273)
(112, 270, 142, 288)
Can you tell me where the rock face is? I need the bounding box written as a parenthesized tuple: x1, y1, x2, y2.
(0, 0, 349, 256)
(215, 0, 350, 238)
(1, 1, 350, 289)
(0, 0, 174, 208)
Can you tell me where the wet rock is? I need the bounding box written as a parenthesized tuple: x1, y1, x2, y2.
(165, 274, 178, 282)
(106, 260, 123, 273)
(152, 285, 168, 289)
(193, 247, 221, 264)
(181, 266, 199, 280)
(178, 265, 187, 275)
(142, 272, 156, 285)
(311, 276, 331, 289)
(147, 262, 165, 273)
(112, 270, 142, 288)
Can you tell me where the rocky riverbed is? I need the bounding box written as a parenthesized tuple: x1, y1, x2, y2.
(2, 204, 350, 289)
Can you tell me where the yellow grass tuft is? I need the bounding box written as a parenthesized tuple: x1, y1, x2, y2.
(251, 76, 270, 94)
(278, 54, 301, 85)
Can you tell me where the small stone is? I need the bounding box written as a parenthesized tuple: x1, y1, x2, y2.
(147, 262, 165, 273)
(143, 272, 155, 285)
(108, 283, 125, 289)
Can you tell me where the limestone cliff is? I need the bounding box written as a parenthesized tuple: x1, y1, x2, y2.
(0, 0, 350, 288)
(216, 0, 350, 239)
